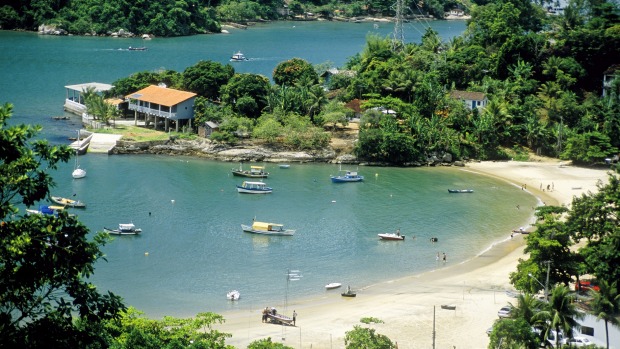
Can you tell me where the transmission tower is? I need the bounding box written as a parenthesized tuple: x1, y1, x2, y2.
(392, 0, 405, 51)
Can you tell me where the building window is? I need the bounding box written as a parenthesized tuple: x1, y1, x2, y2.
(581, 326, 594, 336)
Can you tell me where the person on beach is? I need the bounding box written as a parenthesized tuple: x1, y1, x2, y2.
(293, 310, 297, 326)
(262, 307, 269, 322)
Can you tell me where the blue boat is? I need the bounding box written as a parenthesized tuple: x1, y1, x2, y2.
(330, 170, 364, 183)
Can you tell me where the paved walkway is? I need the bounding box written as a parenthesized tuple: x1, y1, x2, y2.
(87, 133, 122, 154)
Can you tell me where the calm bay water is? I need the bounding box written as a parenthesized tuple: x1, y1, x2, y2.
(0, 20, 539, 318)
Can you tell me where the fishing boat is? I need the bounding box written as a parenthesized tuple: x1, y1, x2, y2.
(448, 189, 474, 193)
(230, 51, 247, 61)
(330, 165, 363, 183)
(231, 163, 269, 178)
(341, 285, 356, 297)
(236, 181, 273, 194)
(325, 282, 342, 290)
(378, 233, 405, 241)
(104, 223, 142, 235)
(50, 196, 86, 208)
(26, 205, 65, 216)
(227, 290, 240, 301)
(266, 313, 294, 325)
(241, 221, 295, 236)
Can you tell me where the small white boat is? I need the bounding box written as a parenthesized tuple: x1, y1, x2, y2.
(236, 181, 273, 194)
(241, 221, 295, 236)
(230, 51, 248, 61)
(378, 233, 405, 241)
(325, 282, 342, 290)
(227, 290, 240, 301)
(104, 223, 142, 235)
(279, 164, 290, 169)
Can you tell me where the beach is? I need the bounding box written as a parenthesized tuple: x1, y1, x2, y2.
(214, 159, 611, 349)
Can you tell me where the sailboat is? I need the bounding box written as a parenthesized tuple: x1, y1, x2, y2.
(71, 130, 86, 179)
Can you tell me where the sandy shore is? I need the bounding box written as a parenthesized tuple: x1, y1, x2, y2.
(214, 160, 611, 349)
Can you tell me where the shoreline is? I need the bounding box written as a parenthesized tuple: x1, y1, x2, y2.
(213, 160, 611, 349)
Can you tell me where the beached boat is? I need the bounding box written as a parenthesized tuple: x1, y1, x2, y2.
(241, 221, 295, 236)
(50, 196, 86, 208)
(232, 164, 269, 178)
(378, 233, 405, 241)
(441, 304, 456, 310)
(230, 51, 248, 61)
(104, 223, 142, 235)
(325, 282, 342, 290)
(227, 290, 240, 301)
(341, 285, 356, 297)
(448, 189, 474, 193)
(236, 181, 273, 194)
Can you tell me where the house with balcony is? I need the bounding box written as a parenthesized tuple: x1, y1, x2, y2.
(126, 85, 197, 132)
(449, 90, 488, 110)
(64, 82, 113, 115)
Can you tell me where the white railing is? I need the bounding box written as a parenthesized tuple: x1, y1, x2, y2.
(128, 103, 176, 118)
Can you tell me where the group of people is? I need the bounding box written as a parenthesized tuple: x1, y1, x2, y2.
(261, 307, 297, 326)
(436, 252, 447, 263)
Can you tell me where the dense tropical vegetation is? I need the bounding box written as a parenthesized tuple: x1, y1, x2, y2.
(2, 0, 620, 347)
(2, 0, 459, 36)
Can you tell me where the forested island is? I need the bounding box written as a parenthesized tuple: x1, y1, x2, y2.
(4, 0, 452, 37)
(1, 0, 620, 348)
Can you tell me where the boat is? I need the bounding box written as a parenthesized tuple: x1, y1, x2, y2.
(441, 304, 456, 310)
(378, 233, 405, 241)
(230, 51, 248, 61)
(104, 223, 142, 235)
(241, 221, 295, 236)
(325, 282, 342, 290)
(236, 181, 273, 194)
(128, 46, 148, 51)
(279, 164, 290, 169)
(448, 189, 474, 193)
(330, 165, 364, 183)
(50, 196, 86, 208)
(341, 285, 356, 297)
(266, 313, 294, 325)
(232, 164, 269, 178)
(26, 205, 65, 216)
(226, 290, 240, 301)
(71, 130, 89, 178)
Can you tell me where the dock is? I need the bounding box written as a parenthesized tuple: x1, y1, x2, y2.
(69, 133, 122, 154)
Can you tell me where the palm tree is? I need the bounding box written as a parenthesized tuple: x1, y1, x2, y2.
(589, 280, 620, 349)
(511, 293, 544, 326)
(535, 285, 584, 347)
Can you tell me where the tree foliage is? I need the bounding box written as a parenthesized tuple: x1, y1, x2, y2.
(344, 325, 396, 349)
(0, 103, 126, 348)
(182, 61, 235, 100)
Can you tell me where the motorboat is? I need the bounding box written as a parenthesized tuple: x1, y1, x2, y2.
(236, 181, 272, 194)
(104, 223, 142, 235)
(241, 221, 295, 236)
(441, 304, 456, 310)
(330, 165, 364, 183)
(448, 189, 474, 193)
(232, 164, 269, 178)
(266, 313, 294, 325)
(325, 282, 342, 290)
(227, 290, 240, 301)
(128, 46, 148, 51)
(279, 164, 290, 169)
(378, 233, 405, 241)
(341, 285, 356, 297)
(230, 51, 247, 61)
(50, 196, 86, 208)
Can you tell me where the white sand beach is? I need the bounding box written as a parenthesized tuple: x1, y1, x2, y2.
(214, 160, 611, 349)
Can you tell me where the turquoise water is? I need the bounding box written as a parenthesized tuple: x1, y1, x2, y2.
(0, 21, 540, 318)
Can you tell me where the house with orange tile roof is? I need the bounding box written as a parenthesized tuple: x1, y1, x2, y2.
(126, 85, 197, 132)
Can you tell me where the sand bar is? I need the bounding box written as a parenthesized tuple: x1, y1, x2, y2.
(213, 160, 611, 349)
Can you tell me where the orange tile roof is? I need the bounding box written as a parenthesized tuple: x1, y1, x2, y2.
(126, 85, 197, 107)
